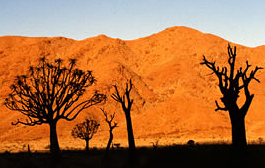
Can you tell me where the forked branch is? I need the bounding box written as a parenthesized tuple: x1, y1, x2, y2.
(100, 108, 118, 130)
(111, 79, 133, 111)
(201, 44, 262, 114)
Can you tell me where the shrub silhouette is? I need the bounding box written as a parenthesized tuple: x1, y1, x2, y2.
(151, 140, 159, 149)
(4, 57, 106, 157)
(100, 108, 118, 158)
(258, 137, 263, 145)
(201, 44, 262, 148)
(111, 79, 136, 163)
(187, 140, 195, 146)
(71, 118, 100, 151)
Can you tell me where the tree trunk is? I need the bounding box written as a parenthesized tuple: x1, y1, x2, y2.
(229, 112, 248, 167)
(49, 122, 60, 158)
(230, 114, 247, 148)
(106, 130, 113, 151)
(125, 111, 135, 165)
(85, 139, 89, 151)
(125, 112, 135, 150)
(104, 130, 113, 158)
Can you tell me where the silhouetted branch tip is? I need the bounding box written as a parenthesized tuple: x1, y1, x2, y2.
(39, 56, 47, 64)
(69, 58, 77, 65)
(215, 100, 228, 111)
(55, 58, 62, 63)
(11, 120, 19, 126)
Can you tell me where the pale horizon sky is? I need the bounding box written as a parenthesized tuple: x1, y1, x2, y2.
(0, 0, 265, 47)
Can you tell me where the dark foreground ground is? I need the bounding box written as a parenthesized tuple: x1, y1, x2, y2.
(1, 144, 265, 168)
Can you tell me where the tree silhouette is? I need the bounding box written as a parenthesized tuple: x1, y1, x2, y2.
(100, 108, 118, 158)
(201, 44, 262, 148)
(111, 79, 135, 162)
(71, 118, 100, 151)
(5, 57, 106, 156)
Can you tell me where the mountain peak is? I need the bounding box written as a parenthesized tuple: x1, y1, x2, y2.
(164, 26, 202, 33)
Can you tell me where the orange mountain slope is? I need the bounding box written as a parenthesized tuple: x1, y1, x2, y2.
(0, 26, 265, 151)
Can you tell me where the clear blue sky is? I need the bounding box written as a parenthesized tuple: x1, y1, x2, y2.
(0, 0, 265, 47)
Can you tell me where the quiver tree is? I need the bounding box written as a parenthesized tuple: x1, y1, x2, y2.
(5, 57, 106, 156)
(100, 108, 118, 157)
(201, 44, 262, 148)
(71, 118, 100, 151)
(111, 79, 135, 161)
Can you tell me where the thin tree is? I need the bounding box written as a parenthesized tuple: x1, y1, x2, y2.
(111, 79, 135, 162)
(100, 108, 118, 158)
(5, 57, 106, 156)
(201, 44, 262, 148)
(71, 118, 100, 151)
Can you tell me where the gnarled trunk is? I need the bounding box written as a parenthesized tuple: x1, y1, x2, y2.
(104, 130, 113, 158)
(106, 130, 113, 151)
(49, 122, 60, 156)
(229, 112, 247, 148)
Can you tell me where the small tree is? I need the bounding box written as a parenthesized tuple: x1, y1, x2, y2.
(111, 79, 135, 162)
(201, 44, 262, 148)
(71, 118, 100, 151)
(258, 137, 263, 145)
(5, 57, 106, 156)
(100, 108, 118, 157)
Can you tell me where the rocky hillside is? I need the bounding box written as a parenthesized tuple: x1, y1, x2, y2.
(0, 26, 265, 150)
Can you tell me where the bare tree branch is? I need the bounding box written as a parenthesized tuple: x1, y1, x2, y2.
(201, 44, 262, 147)
(111, 79, 136, 152)
(100, 108, 118, 130)
(201, 44, 262, 117)
(5, 58, 105, 125)
(215, 100, 228, 111)
(71, 118, 100, 140)
(5, 58, 106, 153)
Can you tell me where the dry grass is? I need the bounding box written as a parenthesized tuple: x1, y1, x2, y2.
(1, 144, 265, 168)
(0, 137, 233, 153)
